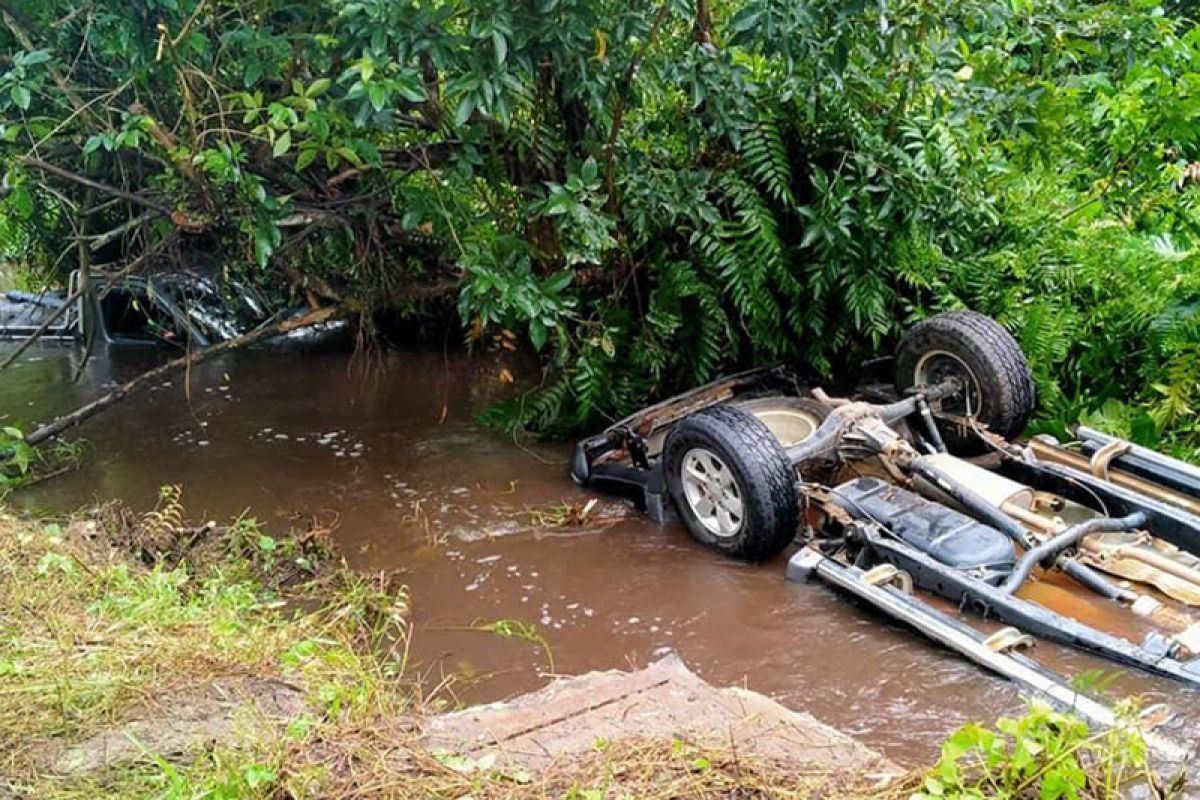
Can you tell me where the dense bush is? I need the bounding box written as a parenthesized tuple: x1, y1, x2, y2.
(2, 1, 1199, 445)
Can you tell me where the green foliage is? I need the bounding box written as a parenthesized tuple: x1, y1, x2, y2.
(0, 426, 31, 478)
(0, 496, 411, 798)
(0, 425, 82, 495)
(912, 700, 1149, 800)
(5, 0, 1200, 438)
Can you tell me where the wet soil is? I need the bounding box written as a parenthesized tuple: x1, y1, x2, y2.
(40, 678, 306, 776)
(4, 341, 1198, 763)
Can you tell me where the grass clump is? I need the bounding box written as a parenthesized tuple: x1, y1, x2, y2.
(308, 736, 829, 799)
(0, 424, 84, 497)
(0, 491, 410, 799)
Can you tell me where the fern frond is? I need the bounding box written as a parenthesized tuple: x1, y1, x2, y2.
(740, 115, 796, 209)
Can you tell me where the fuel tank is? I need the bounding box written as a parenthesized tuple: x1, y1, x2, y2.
(832, 477, 1017, 576)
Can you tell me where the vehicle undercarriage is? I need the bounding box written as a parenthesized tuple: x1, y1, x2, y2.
(574, 311, 1200, 748)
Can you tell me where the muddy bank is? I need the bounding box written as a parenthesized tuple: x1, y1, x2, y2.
(421, 654, 899, 784)
(0, 502, 899, 799)
(33, 659, 899, 798)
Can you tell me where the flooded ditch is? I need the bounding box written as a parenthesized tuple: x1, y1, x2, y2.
(3, 341, 1197, 763)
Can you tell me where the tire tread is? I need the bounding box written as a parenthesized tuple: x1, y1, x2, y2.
(896, 310, 1035, 443)
(663, 405, 799, 560)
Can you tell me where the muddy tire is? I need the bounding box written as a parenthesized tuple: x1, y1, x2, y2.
(895, 311, 1035, 453)
(663, 405, 800, 561)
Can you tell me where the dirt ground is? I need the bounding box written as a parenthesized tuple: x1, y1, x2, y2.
(423, 653, 899, 784)
(26, 655, 900, 798)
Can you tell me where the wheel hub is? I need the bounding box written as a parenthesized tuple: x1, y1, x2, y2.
(680, 447, 744, 538)
(914, 350, 981, 418)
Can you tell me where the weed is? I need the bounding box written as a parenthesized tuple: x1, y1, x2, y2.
(526, 498, 599, 528)
(882, 700, 1173, 800)
(467, 617, 556, 674)
(0, 425, 83, 497)
(0, 493, 409, 798)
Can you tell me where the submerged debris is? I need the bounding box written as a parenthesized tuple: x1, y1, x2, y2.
(78, 485, 338, 590)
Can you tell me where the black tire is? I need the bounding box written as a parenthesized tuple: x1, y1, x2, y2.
(895, 311, 1035, 453)
(662, 405, 800, 560)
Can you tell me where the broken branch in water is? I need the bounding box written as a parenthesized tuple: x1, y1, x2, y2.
(22, 306, 343, 448)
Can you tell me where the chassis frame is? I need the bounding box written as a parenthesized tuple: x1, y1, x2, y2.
(573, 364, 1200, 709)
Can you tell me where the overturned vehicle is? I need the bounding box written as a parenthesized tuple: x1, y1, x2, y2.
(1, 269, 342, 348)
(573, 311, 1200, 723)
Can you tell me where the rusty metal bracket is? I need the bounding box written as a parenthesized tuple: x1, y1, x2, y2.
(983, 627, 1036, 654)
(1090, 439, 1134, 481)
(860, 564, 914, 594)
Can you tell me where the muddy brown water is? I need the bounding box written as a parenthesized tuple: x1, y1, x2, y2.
(3, 341, 1197, 764)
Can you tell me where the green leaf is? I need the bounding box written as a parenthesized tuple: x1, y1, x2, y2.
(599, 333, 615, 357)
(580, 157, 598, 184)
(295, 147, 317, 171)
(334, 146, 361, 166)
(453, 95, 476, 127)
(394, 73, 428, 103)
(368, 83, 388, 112)
(10, 441, 31, 475)
(243, 62, 263, 88)
(254, 222, 280, 267)
(543, 192, 575, 215)
(306, 78, 332, 98)
(272, 131, 292, 158)
(729, 7, 764, 32)
(19, 49, 51, 66)
(9, 185, 33, 219)
(242, 763, 277, 789)
(545, 271, 573, 293)
(493, 31, 508, 65)
(529, 318, 547, 351)
(11, 85, 31, 110)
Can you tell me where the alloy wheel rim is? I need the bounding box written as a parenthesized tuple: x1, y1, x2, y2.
(680, 447, 744, 538)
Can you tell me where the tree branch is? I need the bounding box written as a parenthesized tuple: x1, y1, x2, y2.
(21, 157, 174, 216)
(604, 1, 670, 214)
(82, 208, 162, 252)
(694, 0, 713, 44)
(0, 5, 99, 127)
(24, 306, 343, 447)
